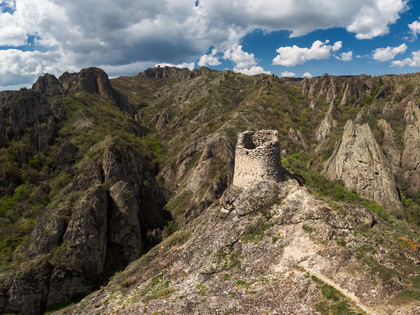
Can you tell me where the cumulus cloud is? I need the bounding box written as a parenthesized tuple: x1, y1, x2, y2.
(234, 66, 270, 75)
(303, 72, 313, 78)
(273, 40, 342, 67)
(346, 0, 408, 39)
(0, 25, 26, 46)
(0, 48, 67, 90)
(155, 62, 195, 71)
(281, 71, 296, 77)
(198, 49, 221, 67)
(373, 43, 407, 62)
(409, 19, 420, 39)
(335, 51, 353, 61)
(0, 0, 410, 88)
(224, 44, 257, 69)
(392, 51, 420, 67)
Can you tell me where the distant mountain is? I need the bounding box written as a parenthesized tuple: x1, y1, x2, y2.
(0, 66, 420, 314)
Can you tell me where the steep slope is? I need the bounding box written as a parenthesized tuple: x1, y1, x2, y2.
(57, 175, 420, 314)
(0, 68, 171, 314)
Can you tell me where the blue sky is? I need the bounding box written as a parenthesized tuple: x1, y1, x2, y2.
(1, 0, 420, 90)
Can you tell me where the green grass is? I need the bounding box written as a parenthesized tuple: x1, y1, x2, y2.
(311, 275, 363, 315)
(241, 221, 275, 243)
(196, 283, 209, 296)
(164, 190, 193, 217)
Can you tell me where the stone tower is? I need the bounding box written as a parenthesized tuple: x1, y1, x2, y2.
(233, 130, 282, 188)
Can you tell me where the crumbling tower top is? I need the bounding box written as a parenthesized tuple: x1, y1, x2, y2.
(233, 130, 282, 188)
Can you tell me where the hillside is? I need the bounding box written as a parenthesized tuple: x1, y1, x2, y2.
(0, 66, 420, 314)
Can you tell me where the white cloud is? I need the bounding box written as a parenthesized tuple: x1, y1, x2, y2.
(392, 51, 420, 67)
(0, 48, 67, 90)
(224, 44, 257, 69)
(155, 62, 195, 71)
(346, 0, 408, 39)
(198, 49, 221, 67)
(273, 40, 342, 67)
(281, 71, 296, 77)
(409, 19, 420, 39)
(336, 51, 353, 61)
(373, 43, 407, 62)
(234, 66, 270, 75)
(0, 0, 410, 88)
(0, 25, 27, 46)
(303, 72, 313, 78)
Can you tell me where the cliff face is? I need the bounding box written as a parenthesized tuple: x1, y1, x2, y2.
(2, 67, 420, 314)
(323, 120, 406, 219)
(0, 68, 171, 314)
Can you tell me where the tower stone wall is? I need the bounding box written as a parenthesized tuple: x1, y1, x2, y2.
(233, 130, 282, 188)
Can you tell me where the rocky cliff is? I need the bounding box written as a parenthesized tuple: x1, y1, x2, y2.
(323, 120, 406, 219)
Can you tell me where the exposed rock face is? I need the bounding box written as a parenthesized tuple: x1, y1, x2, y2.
(142, 66, 192, 80)
(0, 89, 51, 132)
(288, 127, 308, 150)
(3, 260, 51, 315)
(324, 120, 406, 219)
(32, 116, 56, 150)
(32, 73, 64, 97)
(159, 135, 234, 221)
(59, 67, 131, 112)
(402, 100, 420, 196)
(109, 180, 142, 262)
(233, 130, 282, 188)
(377, 119, 401, 174)
(63, 185, 108, 274)
(315, 100, 337, 142)
(2, 138, 171, 314)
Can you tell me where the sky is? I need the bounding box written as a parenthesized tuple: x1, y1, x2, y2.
(1, 0, 420, 90)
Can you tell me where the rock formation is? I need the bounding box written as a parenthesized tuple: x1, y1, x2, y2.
(315, 100, 338, 142)
(324, 120, 406, 219)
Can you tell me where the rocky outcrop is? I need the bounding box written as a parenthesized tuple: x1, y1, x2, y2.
(32, 73, 64, 97)
(63, 185, 108, 274)
(402, 100, 420, 196)
(142, 66, 192, 80)
(32, 116, 56, 151)
(288, 127, 308, 150)
(3, 260, 52, 315)
(324, 120, 406, 219)
(108, 181, 142, 262)
(0, 89, 51, 132)
(59, 67, 131, 112)
(158, 136, 234, 221)
(377, 119, 401, 174)
(315, 100, 337, 142)
(2, 138, 171, 314)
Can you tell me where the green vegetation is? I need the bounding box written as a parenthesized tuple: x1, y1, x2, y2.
(196, 283, 209, 296)
(311, 275, 363, 315)
(363, 85, 380, 107)
(241, 221, 275, 243)
(142, 270, 175, 301)
(164, 190, 193, 218)
(235, 279, 256, 294)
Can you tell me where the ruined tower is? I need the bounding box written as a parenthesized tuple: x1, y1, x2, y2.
(233, 130, 282, 188)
